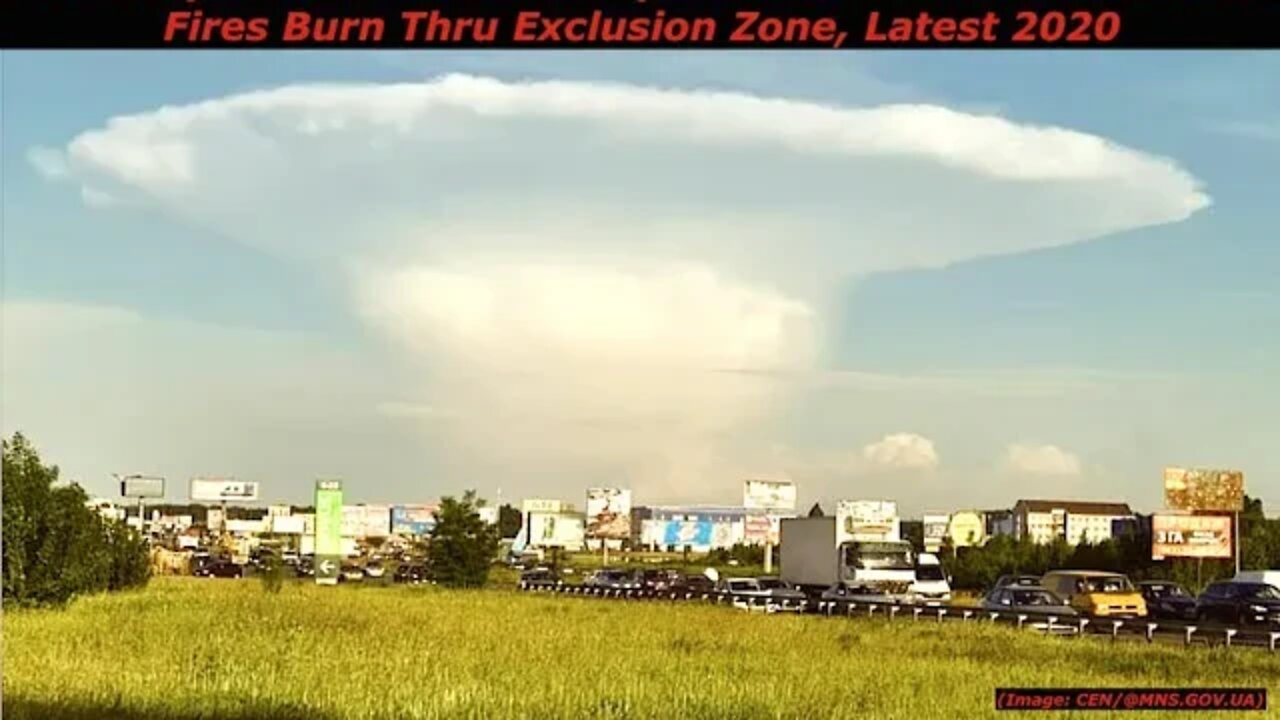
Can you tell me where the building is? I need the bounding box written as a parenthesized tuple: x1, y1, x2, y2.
(984, 509, 1015, 539)
(1012, 500, 1134, 545)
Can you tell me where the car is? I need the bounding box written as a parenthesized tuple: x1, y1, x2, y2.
(338, 564, 364, 583)
(394, 563, 429, 585)
(635, 568, 679, 592)
(819, 583, 899, 604)
(519, 567, 561, 587)
(718, 577, 769, 596)
(756, 577, 808, 610)
(1233, 571, 1280, 592)
(1137, 581, 1197, 621)
(583, 568, 640, 590)
(981, 585, 1079, 634)
(363, 562, 386, 579)
(195, 560, 243, 579)
(1040, 570, 1147, 619)
(909, 553, 953, 607)
(1195, 581, 1280, 626)
(992, 574, 1043, 590)
(668, 573, 716, 595)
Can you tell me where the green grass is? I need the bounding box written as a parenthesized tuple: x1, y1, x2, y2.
(5, 578, 1279, 720)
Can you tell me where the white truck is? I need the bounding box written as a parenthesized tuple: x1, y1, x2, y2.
(779, 509, 916, 598)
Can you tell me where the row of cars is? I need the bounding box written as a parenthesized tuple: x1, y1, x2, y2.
(192, 550, 433, 585)
(980, 570, 1280, 627)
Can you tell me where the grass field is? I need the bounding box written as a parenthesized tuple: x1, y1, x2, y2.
(5, 578, 1279, 720)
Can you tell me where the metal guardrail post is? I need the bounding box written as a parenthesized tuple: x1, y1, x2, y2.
(915, 608, 925, 622)
(936, 608, 945, 623)
(1185, 626, 1197, 646)
(889, 606, 900, 621)
(866, 604, 875, 618)
(1045, 616, 1057, 634)
(1077, 618, 1089, 635)
(1111, 620, 1123, 641)
(1225, 628, 1237, 648)
(1017, 614, 1027, 630)
(1145, 623, 1158, 643)
(1269, 632, 1279, 653)
(988, 612, 1000, 623)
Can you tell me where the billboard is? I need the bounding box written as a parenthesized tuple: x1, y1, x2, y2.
(1163, 467, 1245, 512)
(342, 505, 391, 538)
(744, 514, 785, 545)
(526, 512, 585, 550)
(120, 476, 165, 499)
(1151, 514, 1233, 560)
(315, 480, 343, 585)
(206, 507, 224, 532)
(663, 520, 714, 547)
(743, 479, 797, 511)
(585, 488, 632, 540)
(190, 478, 259, 502)
(522, 499, 564, 514)
(923, 514, 949, 551)
(391, 504, 439, 536)
(947, 511, 986, 548)
(837, 500, 901, 543)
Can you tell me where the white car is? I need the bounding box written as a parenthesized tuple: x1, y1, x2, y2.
(909, 553, 953, 607)
(363, 563, 386, 579)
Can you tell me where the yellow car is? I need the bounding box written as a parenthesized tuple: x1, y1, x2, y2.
(1041, 570, 1148, 619)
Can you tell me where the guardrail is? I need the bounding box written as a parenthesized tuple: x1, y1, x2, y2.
(517, 580, 1280, 653)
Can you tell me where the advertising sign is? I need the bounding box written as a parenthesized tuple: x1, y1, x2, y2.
(743, 479, 797, 511)
(522, 499, 563, 514)
(341, 505, 391, 538)
(663, 520, 714, 547)
(1163, 467, 1245, 512)
(1151, 514, 1233, 560)
(391, 504, 439, 536)
(526, 512, 585, 550)
(923, 513, 949, 551)
(315, 480, 343, 585)
(744, 514, 785, 545)
(206, 507, 224, 533)
(837, 500, 901, 543)
(585, 488, 632, 540)
(190, 478, 259, 502)
(120, 476, 165, 499)
(947, 511, 986, 548)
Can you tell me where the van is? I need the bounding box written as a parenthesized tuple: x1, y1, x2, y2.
(1233, 570, 1280, 591)
(909, 553, 952, 606)
(1040, 570, 1147, 619)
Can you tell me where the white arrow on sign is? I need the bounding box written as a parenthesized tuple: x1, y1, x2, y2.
(320, 560, 336, 574)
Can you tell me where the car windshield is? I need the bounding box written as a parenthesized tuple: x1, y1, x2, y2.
(1146, 584, 1187, 598)
(729, 580, 761, 591)
(846, 543, 913, 570)
(1012, 590, 1062, 606)
(916, 566, 945, 581)
(1082, 576, 1132, 593)
(1245, 584, 1280, 600)
(756, 579, 782, 589)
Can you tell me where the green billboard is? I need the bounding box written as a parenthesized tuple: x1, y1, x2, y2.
(315, 479, 343, 585)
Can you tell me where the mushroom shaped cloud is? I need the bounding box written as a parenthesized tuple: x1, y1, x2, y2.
(33, 72, 1210, 500)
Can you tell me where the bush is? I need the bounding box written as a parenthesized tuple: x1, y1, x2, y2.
(2, 432, 151, 607)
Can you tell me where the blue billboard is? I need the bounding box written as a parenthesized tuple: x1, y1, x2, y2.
(391, 504, 438, 536)
(662, 520, 713, 547)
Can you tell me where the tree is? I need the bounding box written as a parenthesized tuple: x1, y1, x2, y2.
(427, 491, 500, 588)
(498, 504, 523, 539)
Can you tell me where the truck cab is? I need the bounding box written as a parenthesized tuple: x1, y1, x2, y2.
(841, 540, 916, 595)
(908, 552, 952, 606)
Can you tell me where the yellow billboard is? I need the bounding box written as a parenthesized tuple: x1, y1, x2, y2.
(1163, 467, 1244, 512)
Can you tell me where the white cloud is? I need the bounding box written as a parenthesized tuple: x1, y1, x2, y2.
(26, 146, 69, 179)
(26, 73, 1210, 500)
(1004, 443, 1083, 476)
(862, 433, 939, 471)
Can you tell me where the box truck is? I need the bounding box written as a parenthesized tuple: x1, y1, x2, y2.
(779, 513, 916, 597)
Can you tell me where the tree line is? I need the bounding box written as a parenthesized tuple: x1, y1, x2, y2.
(3, 433, 151, 607)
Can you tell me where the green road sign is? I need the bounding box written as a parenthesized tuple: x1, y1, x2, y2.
(315, 479, 343, 585)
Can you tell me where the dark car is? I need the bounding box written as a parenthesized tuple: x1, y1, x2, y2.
(993, 574, 1043, 590)
(584, 568, 639, 590)
(195, 560, 243, 578)
(981, 586, 1079, 634)
(1195, 581, 1280, 626)
(669, 573, 715, 595)
(394, 563, 429, 585)
(756, 577, 808, 609)
(635, 568, 679, 592)
(519, 567, 561, 587)
(1138, 581, 1197, 621)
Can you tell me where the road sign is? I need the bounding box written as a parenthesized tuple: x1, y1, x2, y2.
(315, 479, 343, 586)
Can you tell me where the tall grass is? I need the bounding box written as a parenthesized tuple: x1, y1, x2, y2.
(5, 578, 1278, 719)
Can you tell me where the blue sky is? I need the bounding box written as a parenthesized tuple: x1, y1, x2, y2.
(3, 51, 1277, 515)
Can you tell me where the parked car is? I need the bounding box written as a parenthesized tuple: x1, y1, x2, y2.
(1137, 581, 1197, 621)
(584, 568, 640, 590)
(1233, 571, 1280, 592)
(718, 577, 769, 596)
(195, 560, 243, 579)
(338, 563, 364, 583)
(992, 574, 1043, 590)
(819, 583, 899, 604)
(394, 563, 429, 585)
(981, 585, 1079, 634)
(1040, 570, 1147, 619)
(1195, 581, 1280, 626)
(363, 562, 386, 579)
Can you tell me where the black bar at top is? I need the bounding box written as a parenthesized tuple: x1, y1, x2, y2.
(4, 0, 1280, 49)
